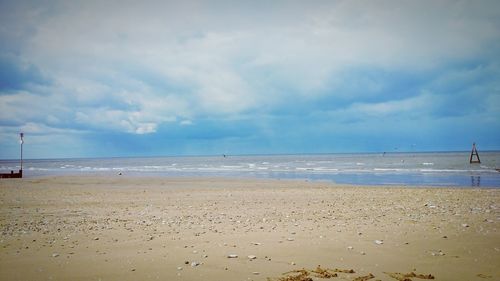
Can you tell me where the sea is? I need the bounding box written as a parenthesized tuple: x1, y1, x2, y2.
(1, 152, 499, 187)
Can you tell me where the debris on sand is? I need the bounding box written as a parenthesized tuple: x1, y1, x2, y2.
(353, 273, 375, 281)
(311, 265, 337, 278)
(334, 268, 355, 273)
(268, 265, 356, 281)
(384, 271, 435, 280)
(272, 269, 311, 281)
(269, 267, 434, 281)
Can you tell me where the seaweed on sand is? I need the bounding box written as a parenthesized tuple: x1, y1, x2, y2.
(384, 272, 435, 281)
(267, 265, 356, 281)
(311, 265, 338, 278)
(268, 269, 312, 281)
(353, 273, 375, 281)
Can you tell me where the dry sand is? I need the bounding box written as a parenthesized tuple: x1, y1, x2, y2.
(0, 176, 498, 281)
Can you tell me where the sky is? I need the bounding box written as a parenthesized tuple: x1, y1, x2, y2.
(1, 0, 500, 159)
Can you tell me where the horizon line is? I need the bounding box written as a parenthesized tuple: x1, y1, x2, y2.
(1, 149, 499, 162)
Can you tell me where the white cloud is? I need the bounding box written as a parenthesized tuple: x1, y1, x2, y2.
(1, 0, 499, 137)
(180, 120, 193, 126)
(335, 92, 432, 120)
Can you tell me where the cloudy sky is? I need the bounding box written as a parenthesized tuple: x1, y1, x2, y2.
(1, 0, 499, 159)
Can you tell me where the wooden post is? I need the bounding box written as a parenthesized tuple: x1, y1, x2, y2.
(469, 142, 481, 164)
(20, 132, 24, 177)
(0, 133, 24, 179)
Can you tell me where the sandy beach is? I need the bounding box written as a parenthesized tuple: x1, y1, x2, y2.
(0, 176, 498, 281)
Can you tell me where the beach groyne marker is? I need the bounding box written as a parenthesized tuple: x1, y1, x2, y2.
(469, 142, 481, 164)
(0, 133, 23, 179)
(20, 132, 24, 171)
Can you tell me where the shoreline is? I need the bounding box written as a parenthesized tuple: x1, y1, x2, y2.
(2, 151, 499, 188)
(1, 176, 499, 280)
(14, 173, 500, 189)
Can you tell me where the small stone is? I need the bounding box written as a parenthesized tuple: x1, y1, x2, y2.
(184, 261, 189, 265)
(347, 246, 354, 250)
(191, 261, 200, 267)
(374, 240, 383, 245)
(291, 261, 296, 265)
(94, 237, 99, 240)
(253, 272, 260, 275)
(287, 238, 294, 241)
(442, 235, 448, 238)
(177, 267, 183, 270)
(51, 253, 59, 257)
(248, 255, 257, 260)
(227, 254, 238, 258)
(360, 251, 366, 255)
(462, 223, 469, 228)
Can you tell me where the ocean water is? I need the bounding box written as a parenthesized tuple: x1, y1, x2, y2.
(1, 152, 499, 187)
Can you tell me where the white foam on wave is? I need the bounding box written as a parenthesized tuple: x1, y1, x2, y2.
(374, 168, 407, 172)
(221, 165, 244, 169)
(143, 165, 164, 169)
(296, 167, 314, 171)
(312, 167, 339, 172)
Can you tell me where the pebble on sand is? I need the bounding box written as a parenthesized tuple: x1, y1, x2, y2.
(227, 254, 238, 258)
(374, 240, 384, 245)
(248, 255, 257, 260)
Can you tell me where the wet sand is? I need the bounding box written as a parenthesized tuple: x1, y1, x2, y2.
(0, 176, 498, 280)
